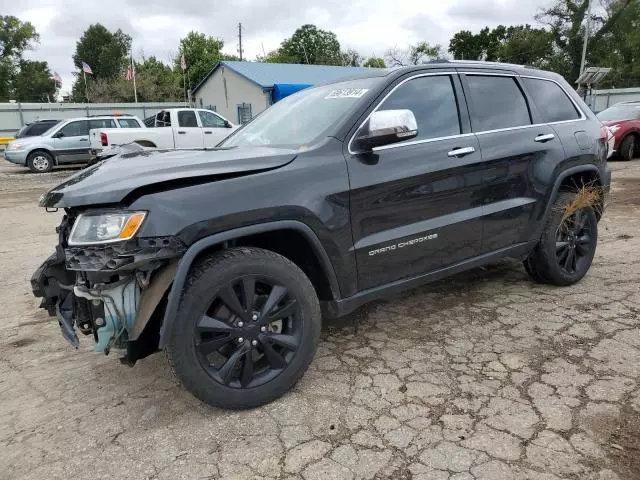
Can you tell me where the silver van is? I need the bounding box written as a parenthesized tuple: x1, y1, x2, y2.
(4, 115, 144, 173)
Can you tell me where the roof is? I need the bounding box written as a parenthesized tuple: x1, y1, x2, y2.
(193, 61, 385, 94)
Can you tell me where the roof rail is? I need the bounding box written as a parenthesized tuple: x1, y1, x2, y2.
(85, 113, 135, 118)
(427, 59, 535, 69)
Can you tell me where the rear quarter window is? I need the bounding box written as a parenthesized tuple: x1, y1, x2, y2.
(522, 77, 581, 123)
(28, 123, 57, 136)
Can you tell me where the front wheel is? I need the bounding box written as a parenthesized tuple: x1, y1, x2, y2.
(619, 135, 636, 161)
(525, 192, 598, 286)
(166, 247, 321, 409)
(26, 151, 54, 173)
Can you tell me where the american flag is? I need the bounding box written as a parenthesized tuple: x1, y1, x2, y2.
(125, 63, 135, 81)
(180, 54, 187, 71)
(81, 61, 93, 75)
(50, 71, 62, 84)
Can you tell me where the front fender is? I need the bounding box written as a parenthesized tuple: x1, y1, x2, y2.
(157, 220, 340, 348)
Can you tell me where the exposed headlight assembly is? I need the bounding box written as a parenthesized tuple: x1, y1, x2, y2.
(68, 211, 146, 245)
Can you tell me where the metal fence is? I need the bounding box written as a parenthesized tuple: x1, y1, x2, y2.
(0, 102, 187, 137)
(585, 87, 640, 113)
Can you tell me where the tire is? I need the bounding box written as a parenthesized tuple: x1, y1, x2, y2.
(26, 151, 54, 173)
(525, 192, 598, 286)
(619, 135, 635, 161)
(166, 247, 321, 409)
(522, 257, 548, 284)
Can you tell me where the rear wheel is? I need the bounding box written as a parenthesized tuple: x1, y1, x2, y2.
(166, 247, 321, 409)
(26, 151, 53, 173)
(619, 135, 636, 161)
(525, 192, 598, 286)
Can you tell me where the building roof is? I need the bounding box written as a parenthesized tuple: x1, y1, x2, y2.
(192, 61, 384, 94)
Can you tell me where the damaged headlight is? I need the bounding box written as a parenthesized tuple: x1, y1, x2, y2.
(68, 211, 146, 245)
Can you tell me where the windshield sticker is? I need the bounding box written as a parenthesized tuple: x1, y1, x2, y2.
(325, 88, 369, 99)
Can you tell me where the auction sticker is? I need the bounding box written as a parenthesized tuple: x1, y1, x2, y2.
(325, 88, 369, 99)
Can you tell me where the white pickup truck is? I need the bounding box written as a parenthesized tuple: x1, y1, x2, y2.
(90, 108, 239, 154)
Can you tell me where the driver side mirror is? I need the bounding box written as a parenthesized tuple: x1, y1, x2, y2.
(52, 131, 64, 139)
(354, 109, 418, 151)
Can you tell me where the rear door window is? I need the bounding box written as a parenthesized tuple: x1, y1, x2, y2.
(117, 118, 142, 128)
(156, 111, 171, 127)
(522, 77, 581, 123)
(88, 119, 117, 130)
(178, 110, 199, 127)
(27, 123, 56, 136)
(466, 75, 531, 131)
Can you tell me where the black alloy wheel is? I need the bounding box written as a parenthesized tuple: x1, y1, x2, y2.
(166, 247, 321, 409)
(555, 209, 595, 275)
(524, 192, 598, 286)
(194, 275, 301, 389)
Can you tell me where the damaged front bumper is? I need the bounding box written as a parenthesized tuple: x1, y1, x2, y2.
(31, 217, 185, 362)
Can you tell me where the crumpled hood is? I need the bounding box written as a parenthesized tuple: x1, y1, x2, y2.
(40, 147, 297, 208)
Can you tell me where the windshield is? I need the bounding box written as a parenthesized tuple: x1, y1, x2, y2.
(221, 77, 382, 149)
(597, 105, 640, 121)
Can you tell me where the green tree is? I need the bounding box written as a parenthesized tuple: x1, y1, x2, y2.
(448, 25, 553, 67)
(13, 60, 57, 101)
(536, 0, 636, 84)
(278, 25, 342, 65)
(0, 15, 39, 101)
(71, 24, 131, 101)
(175, 31, 239, 92)
(386, 41, 443, 66)
(591, 0, 640, 87)
(257, 49, 297, 64)
(88, 56, 182, 102)
(340, 49, 362, 66)
(363, 57, 386, 68)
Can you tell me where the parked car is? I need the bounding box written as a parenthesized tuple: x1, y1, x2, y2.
(15, 119, 61, 138)
(32, 61, 610, 409)
(597, 102, 640, 160)
(90, 108, 238, 156)
(4, 115, 144, 173)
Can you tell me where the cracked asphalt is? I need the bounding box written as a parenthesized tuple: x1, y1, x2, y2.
(1, 159, 639, 480)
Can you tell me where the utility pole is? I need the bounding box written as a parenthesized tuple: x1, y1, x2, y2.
(579, 0, 591, 75)
(238, 23, 244, 61)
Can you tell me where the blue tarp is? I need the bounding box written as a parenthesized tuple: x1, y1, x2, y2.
(272, 83, 313, 103)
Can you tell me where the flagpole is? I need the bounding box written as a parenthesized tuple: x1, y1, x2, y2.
(131, 55, 138, 103)
(83, 70, 89, 103)
(183, 71, 187, 106)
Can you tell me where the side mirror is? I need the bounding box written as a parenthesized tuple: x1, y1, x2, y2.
(52, 131, 64, 139)
(224, 120, 233, 128)
(354, 109, 418, 151)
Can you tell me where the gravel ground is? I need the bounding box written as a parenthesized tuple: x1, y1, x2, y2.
(0, 159, 639, 480)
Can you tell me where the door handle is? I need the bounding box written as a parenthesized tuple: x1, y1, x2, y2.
(177, 130, 186, 134)
(79, 138, 88, 141)
(204, 131, 213, 134)
(534, 133, 555, 143)
(447, 146, 476, 157)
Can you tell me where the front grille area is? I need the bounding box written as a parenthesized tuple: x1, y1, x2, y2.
(65, 236, 185, 272)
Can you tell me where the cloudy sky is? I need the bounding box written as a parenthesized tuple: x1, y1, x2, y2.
(5, 0, 554, 97)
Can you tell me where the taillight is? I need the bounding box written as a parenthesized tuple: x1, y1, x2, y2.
(600, 125, 608, 143)
(100, 132, 108, 146)
(599, 125, 610, 162)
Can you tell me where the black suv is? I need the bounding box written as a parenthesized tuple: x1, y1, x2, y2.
(32, 62, 611, 409)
